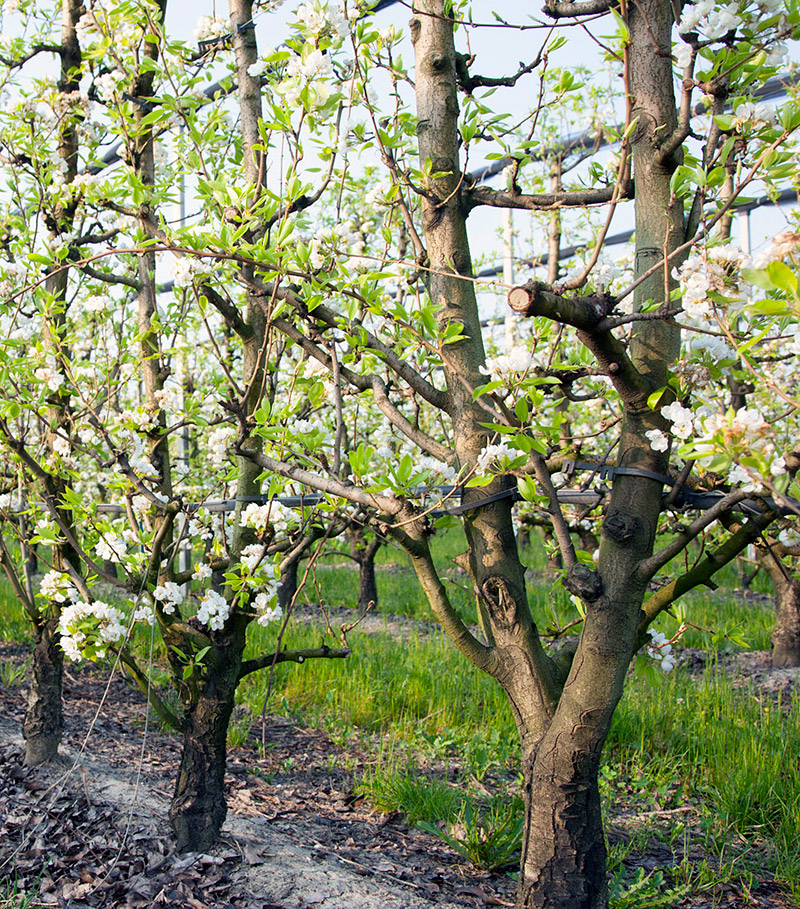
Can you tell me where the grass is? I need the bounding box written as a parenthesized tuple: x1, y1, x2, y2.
(0, 529, 796, 903)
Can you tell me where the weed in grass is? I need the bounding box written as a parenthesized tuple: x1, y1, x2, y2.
(419, 795, 524, 871)
(0, 869, 47, 909)
(0, 656, 29, 688)
(608, 866, 691, 909)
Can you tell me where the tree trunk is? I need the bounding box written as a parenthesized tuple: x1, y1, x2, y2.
(518, 749, 605, 909)
(772, 580, 800, 667)
(22, 0, 85, 768)
(347, 526, 382, 610)
(23, 617, 63, 766)
(757, 546, 800, 668)
(169, 678, 237, 851)
(278, 557, 299, 611)
(357, 551, 379, 611)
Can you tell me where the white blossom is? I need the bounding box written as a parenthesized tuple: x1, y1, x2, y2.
(645, 429, 669, 452)
(208, 425, 236, 469)
(647, 629, 676, 672)
(192, 562, 213, 581)
(196, 589, 230, 630)
(95, 534, 126, 564)
(241, 543, 266, 573)
(677, 0, 714, 33)
(661, 402, 694, 440)
(39, 570, 78, 604)
(254, 591, 283, 626)
(152, 581, 184, 614)
(476, 440, 516, 474)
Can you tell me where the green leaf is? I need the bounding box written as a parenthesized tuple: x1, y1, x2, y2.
(647, 387, 670, 410)
(472, 381, 504, 400)
(517, 476, 538, 501)
(741, 267, 775, 291)
(766, 260, 798, 297)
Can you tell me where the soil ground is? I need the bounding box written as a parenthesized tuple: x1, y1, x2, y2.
(0, 640, 798, 909)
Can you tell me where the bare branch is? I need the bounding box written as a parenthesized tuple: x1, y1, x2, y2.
(78, 262, 141, 289)
(637, 489, 753, 581)
(195, 280, 251, 338)
(116, 644, 185, 731)
(0, 43, 62, 67)
(466, 181, 631, 213)
(507, 282, 650, 402)
(455, 51, 543, 94)
(543, 0, 615, 17)
(238, 644, 350, 680)
(529, 453, 578, 571)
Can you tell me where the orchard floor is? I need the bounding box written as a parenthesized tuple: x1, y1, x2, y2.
(0, 642, 797, 909)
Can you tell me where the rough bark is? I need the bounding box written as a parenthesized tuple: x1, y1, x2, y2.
(23, 616, 63, 766)
(278, 557, 299, 611)
(410, 0, 686, 905)
(168, 0, 266, 850)
(357, 552, 379, 611)
(518, 748, 605, 909)
(411, 4, 603, 904)
(169, 664, 240, 851)
(757, 546, 800, 668)
(347, 525, 381, 610)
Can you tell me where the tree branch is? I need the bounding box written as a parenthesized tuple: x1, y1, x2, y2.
(455, 51, 543, 94)
(264, 289, 449, 412)
(637, 489, 752, 581)
(238, 644, 350, 680)
(543, 0, 616, 17)
(507, 283, 649, 401)
(0, 532, 38, 623)
(116, 644, 185, 731)
(466, 182, 631, 213)
(234, 445, 406, 518)
(77, 262, 141, 289)
(397, 528, 497, 674)
(272, 318, 454, 462)
(637, 508, 776, 637)
(195, 280, 252, 338)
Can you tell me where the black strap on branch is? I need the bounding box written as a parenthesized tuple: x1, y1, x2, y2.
(561, 458, 673, 487)
(82, 465, 797, 519)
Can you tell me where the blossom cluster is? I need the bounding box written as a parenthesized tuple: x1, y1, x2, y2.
(153, 581, 184, 615)
(476, 440, 518, 475)
(58, 600, 127, 662)
(480, 348, 532, 385)
(241, 501, 296, 536)
(197, 590, 230, 631)
(39, 570, 78, 605)
(208, 425, 237, 470)
(676, 246, 740, 322)
(647, 629, 677, 672)
(172, 255, 215, 289)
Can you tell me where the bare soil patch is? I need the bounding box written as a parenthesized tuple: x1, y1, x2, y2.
(0, 644, 512, 909)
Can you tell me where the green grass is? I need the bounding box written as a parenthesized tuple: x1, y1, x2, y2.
(0, 576, 32, 644)
(241, 622, 516, 743)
